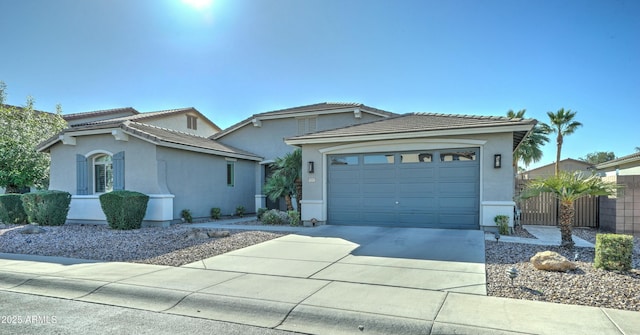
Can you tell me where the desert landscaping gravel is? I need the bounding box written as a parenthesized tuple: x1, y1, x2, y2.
(0, 223, 638, 311)
(0, 224, 284, 266)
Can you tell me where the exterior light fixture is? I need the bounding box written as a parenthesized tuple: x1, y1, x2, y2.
(494, 232, 500, 242)
(308, 161, 314, 173)
(494, 154, 502, 168)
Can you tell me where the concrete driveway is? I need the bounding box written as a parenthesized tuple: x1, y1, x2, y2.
(184, 226, 487, 295)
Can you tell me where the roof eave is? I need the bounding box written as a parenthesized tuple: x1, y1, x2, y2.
(285, 124, 534, 145)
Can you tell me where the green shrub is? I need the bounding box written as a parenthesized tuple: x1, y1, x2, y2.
(99, 190, 149, 230)
(181, 209, 193, 223)
(0, 194, 28, 224)
(288, 210, 300, 226)
(594, 233, 633, 271)
(21, 190, 71, 226)
(261, 209, 289, 225)
(494, 215, 510, 235)
(235, 205, 245, 217)
(210, 207, 221, 220)
(257, 208, 268, 221)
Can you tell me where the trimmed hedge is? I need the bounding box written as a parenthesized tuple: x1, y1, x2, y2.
(21, 190, 71, 226)
(0, 194, 29, 224)
(594, 233, 633, 271)
(99, 190, 149, 230)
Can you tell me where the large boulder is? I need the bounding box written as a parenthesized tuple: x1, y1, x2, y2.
(530, 251, 577, 272)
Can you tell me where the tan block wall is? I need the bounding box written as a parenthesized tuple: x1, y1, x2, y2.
(600, 175, 640, 235)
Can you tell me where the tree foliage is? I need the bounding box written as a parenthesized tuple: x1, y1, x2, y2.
(0, 82, 66, 193)
(580, 151, 616, 165)
(520, 172, 619, 248)
(263, 149, 302, 212)
(539, 108, 582, 176)
(507, 109, 549, 169)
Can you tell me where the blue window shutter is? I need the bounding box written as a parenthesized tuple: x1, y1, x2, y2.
(113, 151, 125, 190)
(76, 154, 88, 195)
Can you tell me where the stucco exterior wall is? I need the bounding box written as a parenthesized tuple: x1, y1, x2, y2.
(218, 112, 384, 161)
(521, 160, 592, 179)
(144, 113, 219, 138)
(48, 133, 161, 195)
(157, 147, 256, 219)
(297, 132, 517, 229)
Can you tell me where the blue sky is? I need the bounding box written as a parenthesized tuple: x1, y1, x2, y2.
(1, 0, 638, 169)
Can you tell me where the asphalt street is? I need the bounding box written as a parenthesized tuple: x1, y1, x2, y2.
(0, 291, 298, 335)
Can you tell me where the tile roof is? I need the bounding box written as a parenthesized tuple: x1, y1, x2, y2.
(37, 120, 260, 160)
(286, 112, 536, 151)
(212, 102, 396, 139)
(68, 107, 222, 132)
(63, 107, 139, 121)
(122, 122, 260, 159)
(288, 112, 535, 139)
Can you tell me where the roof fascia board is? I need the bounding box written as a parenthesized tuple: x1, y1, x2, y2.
(596, 156, 640, 169)
(285, 124, 533, 145)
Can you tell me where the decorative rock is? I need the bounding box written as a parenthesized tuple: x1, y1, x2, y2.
(184, 229, 210, 240)
(0, 223, 6, 229)
(207, 230, 230, 238)
(530, 251, 577, 272)
(19, 224, 46, 234)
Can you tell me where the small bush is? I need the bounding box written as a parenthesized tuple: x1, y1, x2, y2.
(0, 194, 29, 224)
(21, 190, 71, 226)
(288, 210, 300, 226)
(594, 233, 633, 271)
(494, 215, 510, 235)
(235, 205, 245, 217)
(181, 209, 193, 223)
(257, 208, 268, 221)
(210, 207, 221, 220)
(99, 190, 149, 230)
(261, 209, 289, 225)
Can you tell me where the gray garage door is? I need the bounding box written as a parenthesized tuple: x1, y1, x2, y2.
(327, 148, 479, 229)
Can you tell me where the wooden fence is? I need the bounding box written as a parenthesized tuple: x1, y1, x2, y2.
(515, 181, 599, 227)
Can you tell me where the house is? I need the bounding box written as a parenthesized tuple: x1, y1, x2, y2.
(37, 107, 254, 226)
(38, 103, 535, 231)
(519, 158, 594, 180)
(285, 112, 536, 230)
(211, 102, 396, 210)
(595, 151, 640, 176)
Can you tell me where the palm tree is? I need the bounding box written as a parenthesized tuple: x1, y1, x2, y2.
(507, 109, 549, 171)
(520, 172, 619, 248)
(540, 108, 582, 175)
(263, 149, 302, 213)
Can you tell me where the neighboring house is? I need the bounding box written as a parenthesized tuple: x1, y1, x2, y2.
(285, 112, 535, 230)
(212, 102, 395, 210)
(39, 102, 535, 231)
(38, 107, 256, 226)
(519, 158, 594, 180)
(595, 152, 640, 176)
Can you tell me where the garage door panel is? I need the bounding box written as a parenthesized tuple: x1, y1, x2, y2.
(328, 149, 479, 229)
(438, 182, 478, 194)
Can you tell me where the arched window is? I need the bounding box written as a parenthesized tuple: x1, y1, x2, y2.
(94, 154, 113, 193)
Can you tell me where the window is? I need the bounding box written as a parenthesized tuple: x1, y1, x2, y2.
(440, 151, 476, 162)
(364, 154, 394, 164)
(94, 155, 113, 193)
(226, 162, 234, 187)
(330, 156, 358, 165)
(187, 115, 198, 130)
(297, 117, 317, 135)
(401, 152, 433, 163)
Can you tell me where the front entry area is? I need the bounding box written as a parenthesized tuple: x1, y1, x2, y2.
(327, 148, 480, 229)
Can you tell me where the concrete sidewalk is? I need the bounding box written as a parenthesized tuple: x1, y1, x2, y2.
(1, 231, 638, 334)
